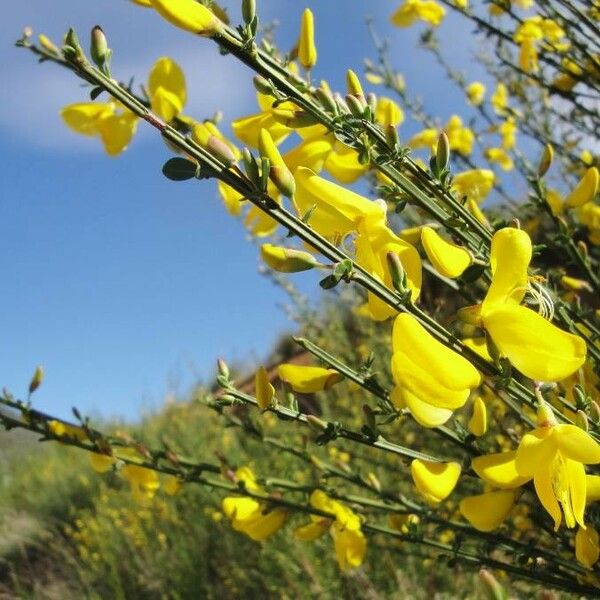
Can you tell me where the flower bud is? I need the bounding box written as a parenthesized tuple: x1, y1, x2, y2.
(38, 34, 59, 55)
(346, 69, 364, 100)
(536, 400, 558, 428)
(346, 94, 366, 118)
(241, 0, 256, 25)
(253, 75, 273, 96)
(386, 252, 406, 294)
(560, 275, 593, 292)
(577, 240, 588, 257)
(255, 365, 275, 410)
(590, 401, 600, 424)
(385, 123, 399, 148)
(207, 135, 237, 166)
(315, 84, 338, 114)
(90, 25, 108, 68)
(258, 129, 296, 197)
(366, 472, 381, 493)
(217, 358, 230, 380)
(436, 131, 450, 172)
(537, 143, 554, 177)
(29, 366, 44, 394)
(260, 244, 321, 273)
(478, 569, 506, 600)
(297, 8, 317, 69)
(576, 410, 589, 432)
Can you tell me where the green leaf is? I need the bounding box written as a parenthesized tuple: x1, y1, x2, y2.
(89, 86, 104, 101)
(162, 157, 197, 181)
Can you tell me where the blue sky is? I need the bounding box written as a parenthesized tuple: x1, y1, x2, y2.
(1, 1, 487, 420)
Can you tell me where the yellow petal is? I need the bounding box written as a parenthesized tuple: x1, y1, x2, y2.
(467, 396, 487, 437)
(294, 167, 384, 239)
(277, 364, 342, 393)
(323, 142, 367, 184)
(89, 453, 116, 473)
(284, 136, 333, 174)
(459, 490, 515, 531)
(421, 226, 472, 278)
(217, 181, 244, 216)
(375, 96, 404, 128)
(149, 0, 223, 35)
(483, 304, 586, 381)
(98, 111, 138, 156)
(238, 507, 288, 541)
(163, 475, 183, 496)
(391, 313, 481, 409)
(565, 167, 599, 208)
(471, 451, 531, 489)
(566, 458, 587, 528)
(148, 57, 186, 122)
(222, 496, 261, 521)
(294, 520, 329, 541)
(515, 429, 556, 477)
(411, 459, 461, 503)
(401, 389, 454, 427)
(331, 523, 367, 570)
(576, 526, 600, 568)
(533, 466, 563, 530)
(554, 424, 600, 464)
(255, 365, 275, 409)
(586, 475, 600, 503)
(297, 8, 317, 69)
(61, 102, 112, 136)
(231, 112, 291, 148)
(482, 227, 532, 313)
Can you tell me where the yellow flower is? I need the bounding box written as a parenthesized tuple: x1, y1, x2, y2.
(163, 475, 183, 496)
(459, 490, 515, 531)
(231, 93, 293, 148)
(452, 169, 495, 204)
(293, 167, 384, 240)
(553, 58, 583, 92)
(445, 115, 475, 155)
(391, 313, 481, 427)
(147, 0, 223, 35)
(410, 459, 461, 503)
(407, 128, 438, 150)
(485, 147, 514, 171)
(420, 226, 472, 278)
(390, 0, 446, 27)
(89, 453, 116, 473)
(147, 57, 187, 122)
(61, 102, 138, 156)
(255, 365, 275, 409)
(514, 402, 600, 529)
(277, 364, 342, 393)
(579, 202, 600, 245)
(355, 218, 422, 320)
(467, 396, 487, 437)
(576, 526, 600, 568)
(466, 81, 486, 106)
(297, 8, 317, 69)
(48, 420, 88, 441)
(222, 467, 288, 541)
(499, 118, 517, 151)
(479, 227, 586, 381)
(375, 96, 404, 128)
(295, 490, 366, 571)
(564, 167, 599, 209)
(121, 464, 160, 503)
(490, 83, 509, 116)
